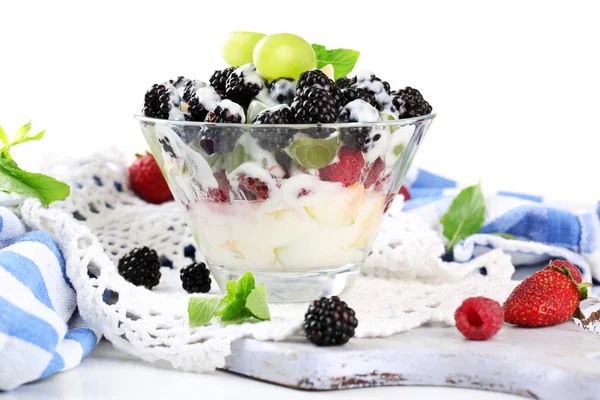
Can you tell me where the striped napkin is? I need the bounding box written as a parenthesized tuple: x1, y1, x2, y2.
(0, 207, 100, 391)
(402, 169, 600, 283)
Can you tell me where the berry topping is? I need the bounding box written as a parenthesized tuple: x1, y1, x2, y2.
(543, 259, 582, 283)
(225, 63, 267, 107)
(118, 246, 162, 290)
(352, 71, 392, 111)
(142, 83, 185, 120)
(340, 87, 377, 108)
(268, 78, 297, 106)
(237, 176, 269, 200)
(454, 297, 503, 341)
(251, 105, 295, 151)
(392, 87, 433, 118)
(185, 86, 221, 122)
(503, 266, 590, 327)
(209, 67, 235, 96)
(180, 262, 212, 293)
(337, 99, 383, 151)
(182, 79, 208, 103)
(129, 153, 174, 204)
(207, 170, 231, 203)
(319, 147, 365, 187)
(200, 100, 245, 154)
(336, 76, 357, 89)
(303, 296, 358, 346)
(170, 76, 192, 97)
(296, 70, 343, 107)
(291, 86, 339, 126)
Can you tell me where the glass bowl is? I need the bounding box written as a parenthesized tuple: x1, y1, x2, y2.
(136, 114, 435, 302)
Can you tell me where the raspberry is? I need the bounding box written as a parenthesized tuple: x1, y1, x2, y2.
(454, 297, 503, 341)
(129, 153, 174, 204)
(237, 176, 269, 200)
(319, 147, 365, 187)
(207, 170, 231, 203)
(543, 259, 583, 283)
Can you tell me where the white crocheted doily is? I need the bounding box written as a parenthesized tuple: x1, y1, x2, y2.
(14, 152, 518, 372)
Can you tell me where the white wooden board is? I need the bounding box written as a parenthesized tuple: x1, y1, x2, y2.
(224, 323, 600, 399)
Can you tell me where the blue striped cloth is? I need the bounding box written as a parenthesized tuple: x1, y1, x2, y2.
(0, 207, 100, 391)
(401, 169, 600, 282)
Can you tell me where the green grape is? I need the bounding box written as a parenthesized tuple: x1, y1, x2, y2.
(246, 100, 270, 122)
(288, 135, 339, 169)
(253, 33, 317, 81)
(222, 31, 266, 67)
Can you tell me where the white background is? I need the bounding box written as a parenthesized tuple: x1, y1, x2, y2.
(0, 2, 595, 399)
(1, 0, 600, 200)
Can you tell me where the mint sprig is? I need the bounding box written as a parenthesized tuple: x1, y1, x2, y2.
(440, 182, 485, 252)
(0, 122, 70, 206)
(187, 272, 271, 328)
(311, 44, 360, 81)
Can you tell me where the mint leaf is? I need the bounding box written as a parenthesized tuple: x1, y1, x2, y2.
(245, 283, 271, 321)
(220, 297, 248, 321)
(312, 44, 360, 80)
(188, 297, 221, 328)
(225, 280, 238, 302)
(0, 158, 70, 206)
(235, 272, 255, 301)
(440, 182, 485, 252)
(0, 126, 8, 146)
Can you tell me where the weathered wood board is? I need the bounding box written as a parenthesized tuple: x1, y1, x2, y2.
(224, 323, 600, 399)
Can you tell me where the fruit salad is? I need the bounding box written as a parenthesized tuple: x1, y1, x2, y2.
(138, 32, 434, 273)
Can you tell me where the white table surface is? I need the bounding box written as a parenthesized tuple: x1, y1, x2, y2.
(2, 340, 520, 400)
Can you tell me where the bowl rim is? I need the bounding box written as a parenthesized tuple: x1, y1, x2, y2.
(133, 112, 436, 129)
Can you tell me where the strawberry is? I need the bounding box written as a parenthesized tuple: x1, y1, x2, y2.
(503, 265, 591, 327)
(237, 176, 269, 200)
(129, 153, 173, 204)
(399, 185, 411, 200)
(543, 259, 582, 283)
(364, 158, 385, 190)
(319, 147, 365, 187)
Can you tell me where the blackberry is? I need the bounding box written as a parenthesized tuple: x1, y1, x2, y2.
(209, 67, 234, 96)
(268, 78, 297, 106)
(352, 71, 392, 111)
(336, 76, 356, 89)
(200, 100, 245, 154)
(225, 64, 267, 107)
(291, 86, 338, 124)
(341, 88, 377, 108)
(296, 70, 343, 107)
(182, 79, 207, 103)
(337, 99, 383, 151)
(392, 87, 433, 118)
(303, 296, 358, 346)
(180, 262, 211, 293)
(142, 83, 184, 120)
(170, 76, 191, 97)
(251, 105, 295, 151)
(118, 247, 162, 290)
(185, 87, 221, 122)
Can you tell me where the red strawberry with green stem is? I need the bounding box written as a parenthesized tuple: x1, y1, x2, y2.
(503, 263, 591, 327)
(543, 259, 582, 283)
